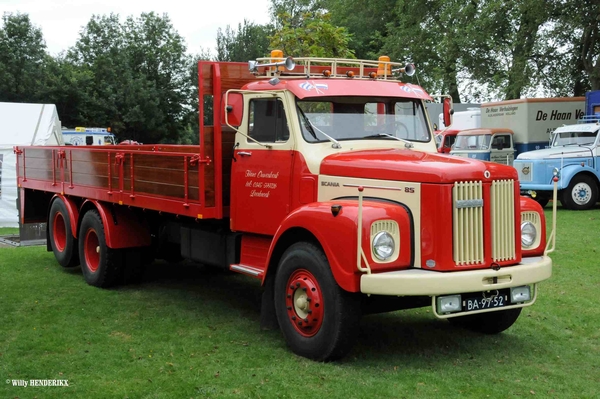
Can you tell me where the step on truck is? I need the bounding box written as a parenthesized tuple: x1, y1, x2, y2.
(15, 52, 556, 361)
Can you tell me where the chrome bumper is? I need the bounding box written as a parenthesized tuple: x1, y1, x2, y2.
(360, 256, 552, 296)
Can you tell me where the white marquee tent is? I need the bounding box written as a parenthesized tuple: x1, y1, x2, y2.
(0, 102, 63, 227)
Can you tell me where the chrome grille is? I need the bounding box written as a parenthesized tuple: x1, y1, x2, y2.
(452, 181, 484, 265)
(491, 180, 516, 262)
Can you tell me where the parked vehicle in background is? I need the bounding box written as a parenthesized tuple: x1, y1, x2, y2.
(481, 98, 585, 156)
(514, 91, 600, 209)
(435, 108, 480, 153)
(62, 127, 116, 146)
(451, 128, 515, 165)
(15, 52, 555, 361)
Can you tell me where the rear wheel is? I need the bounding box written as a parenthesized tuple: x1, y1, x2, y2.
(448, 308, 522, 334)
(561, 175, 598, 210)
(274, 242, 360, 361)
(79, 210, 123, 287)
(48, 198, 79, 267)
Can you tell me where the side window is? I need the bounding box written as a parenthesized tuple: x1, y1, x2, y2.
(248, 98, 289, 143)
(492, 134, 511, 150)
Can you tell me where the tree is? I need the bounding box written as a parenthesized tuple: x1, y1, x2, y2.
(0, 13, 48, 103)
(325, 0, 395, 59)
(67, 12, 193, 143)
(216, 20, 273, 62)
(269, 11, 354, 58)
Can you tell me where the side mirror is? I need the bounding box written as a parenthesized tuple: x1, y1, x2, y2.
(221, 92, 244, 127)
(443, 97, 454, 127)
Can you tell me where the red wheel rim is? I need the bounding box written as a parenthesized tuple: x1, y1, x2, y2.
(52, 212, 67, 252)
(285, 269, 324, 337)
(84, 228, 100, 272)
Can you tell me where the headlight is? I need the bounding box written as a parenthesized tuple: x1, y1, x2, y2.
(372, 231, 395, 260)
(521, 221, 537, 248)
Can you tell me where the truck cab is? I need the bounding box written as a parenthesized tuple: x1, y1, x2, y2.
(450, 128, 515, 165)
(514, 121, 600, 209)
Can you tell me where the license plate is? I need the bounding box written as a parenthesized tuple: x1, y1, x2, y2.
(463, 290, 510, 312)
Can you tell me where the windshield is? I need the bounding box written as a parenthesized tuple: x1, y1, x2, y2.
(453, 134, 491, 150)
(297, 97, 430, 143)
(552, 130, 598, 147)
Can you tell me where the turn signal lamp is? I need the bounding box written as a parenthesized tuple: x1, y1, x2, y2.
(377, 55, 391, 76)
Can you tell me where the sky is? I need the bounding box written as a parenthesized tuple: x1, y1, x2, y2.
(1, 0, 273, 56)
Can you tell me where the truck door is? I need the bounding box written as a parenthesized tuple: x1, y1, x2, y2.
(490, 133, 515, 165)
(230, 95, 295, 235)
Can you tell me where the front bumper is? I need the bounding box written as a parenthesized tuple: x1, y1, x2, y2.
(360, 256, 552, 296)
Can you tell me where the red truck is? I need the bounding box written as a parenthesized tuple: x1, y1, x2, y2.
(15, 53, 555, 361)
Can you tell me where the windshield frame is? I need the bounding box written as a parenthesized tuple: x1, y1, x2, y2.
(551, 129, 600, 147)
(295, 96, 431, 145)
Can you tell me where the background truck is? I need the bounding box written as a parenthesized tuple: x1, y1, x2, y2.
(481, 97, 585, 156)
(434, 107, 481, 153)
(62, 127, 116, 146)
(450, 128, 515, 164)
(15, 53, 554, 361)
(514, 91, 600, 210)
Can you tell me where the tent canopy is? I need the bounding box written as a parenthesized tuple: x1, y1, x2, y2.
(0, 102, 63, 227)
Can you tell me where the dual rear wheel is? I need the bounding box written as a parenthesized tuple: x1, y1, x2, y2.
(48, 199, 145, 287)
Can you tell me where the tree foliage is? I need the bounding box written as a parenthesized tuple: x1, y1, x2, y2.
(270, 11, 354, 58)
(216, 20, 273, 62)
(0, 13, 49, 103)
(66, 12, 193, 143)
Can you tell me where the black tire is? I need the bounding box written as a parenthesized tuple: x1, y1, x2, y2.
(534, 197, 549, 208)
(78, 210, 123, 288)
(448, 308, 522, 334)
(274, 242, 361, 361)
(561, 175, 598, 210)
(48, 198, 79, 268)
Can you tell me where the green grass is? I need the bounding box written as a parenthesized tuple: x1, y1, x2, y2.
(0, 227, 19, 236)
(1, 207, 599, 398)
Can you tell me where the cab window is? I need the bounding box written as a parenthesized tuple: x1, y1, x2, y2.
(248, 98, 289, 143)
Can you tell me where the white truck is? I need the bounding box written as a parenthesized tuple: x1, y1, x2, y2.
(62, 127, 116, 146)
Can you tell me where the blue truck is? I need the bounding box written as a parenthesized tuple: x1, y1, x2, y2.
(513, 91, 600, 209)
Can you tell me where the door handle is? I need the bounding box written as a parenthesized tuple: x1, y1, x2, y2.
(238, 151, 252, 157)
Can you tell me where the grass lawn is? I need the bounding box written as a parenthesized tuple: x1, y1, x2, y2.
(0, 206, 599, 398)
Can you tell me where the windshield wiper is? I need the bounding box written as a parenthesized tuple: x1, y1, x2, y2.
(362, 133, 414, 149)
(297, 106, 341, 149)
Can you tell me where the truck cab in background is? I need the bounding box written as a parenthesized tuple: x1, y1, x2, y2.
(450, 128, 515, 165)
(62, 127, 116, 146)
(435, 107, 480, 153)
(514, 120, 600, 209)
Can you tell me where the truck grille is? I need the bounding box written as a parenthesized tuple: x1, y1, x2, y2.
(452, 180, 516, 265)
(491, 180, 516, 262)
(452, 181, 484, 265)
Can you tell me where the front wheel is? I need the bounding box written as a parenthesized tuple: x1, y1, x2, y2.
(274, 242, 361, 361)
(448, 308, 522, 334)
(561, 175, 598, 210)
